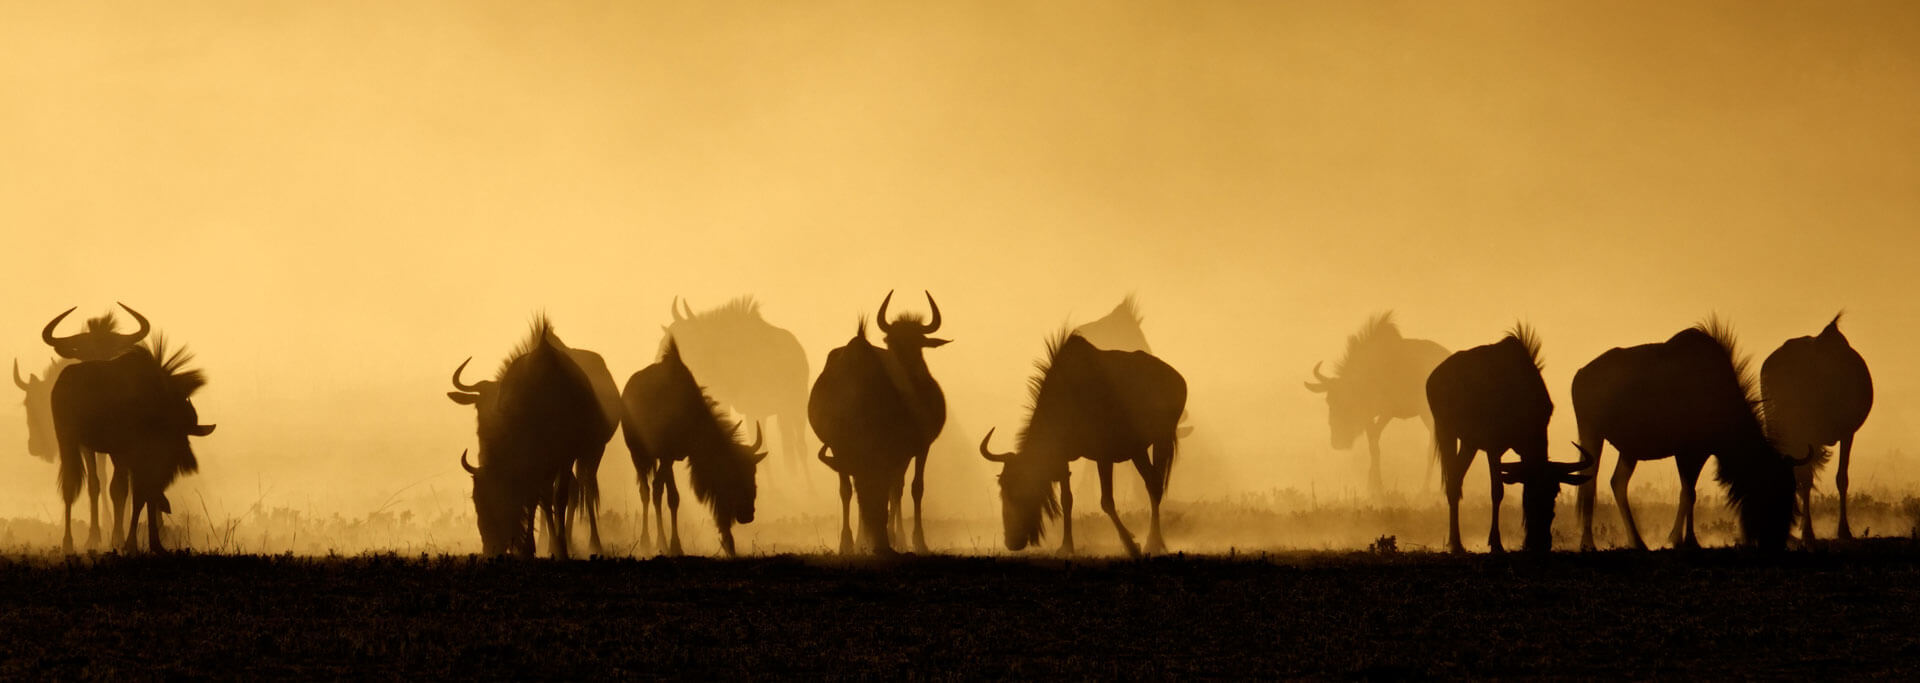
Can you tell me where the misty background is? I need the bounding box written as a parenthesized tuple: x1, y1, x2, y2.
(2, 2, 1916, 551)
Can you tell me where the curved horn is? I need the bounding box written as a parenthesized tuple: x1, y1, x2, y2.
(748, 422, 764, 452)
(115, 302, 150, 345)
(681, 298, 694, 319)
(670, 297, 686, 322)
(460, 449, 480, 475)
(876, 290, 896, 333)
(1563, 441, 1599, 473)
(978, 428, 1014, 463)
(450, 357, 480, 392)
(12, 360, 28, 390)
(923, 291, 942, 333)
(41, 307, 77, 347)
(1312, 361, 1331, 384)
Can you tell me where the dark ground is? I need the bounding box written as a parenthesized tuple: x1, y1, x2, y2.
(2, 542, 1918, 679)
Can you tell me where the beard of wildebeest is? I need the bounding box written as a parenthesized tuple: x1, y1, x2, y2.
(995, 454, 1059, 551)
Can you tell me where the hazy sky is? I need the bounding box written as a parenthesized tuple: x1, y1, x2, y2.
(2, 2, 1917, 527)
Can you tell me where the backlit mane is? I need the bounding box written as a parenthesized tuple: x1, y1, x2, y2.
(1692, 315, 1761, 409)
(496, 315, 558, 378)
(85, 312, 124, 335)
(1334, 311, 1402, 375)
(142, 334, 206, 399)
(1506, 322, 1544, 371)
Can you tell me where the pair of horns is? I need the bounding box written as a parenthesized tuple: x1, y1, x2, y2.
(669, 297, 696, 322)
(450, 358, 482, 392)
(1496, 442, 1597, 484)
(978, 428, 1014, 463)
(877, 290, 942, 334)
(43, 303, 149, 348)
(460, 449, 480, 475)
(12, 360, 34, 390)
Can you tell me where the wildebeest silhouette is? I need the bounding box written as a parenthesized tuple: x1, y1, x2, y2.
(659, 297, 809, 477)
(43, 303, 150, 361)
(1072, 296, 1192, 438)
(809, 291, 950, 555)
(52, 336, 214, 553)
(14, 359, 71, 462)
(448, 318, 611, 558)
(1426, 325, 1591, 553)
(1305, 312, 1448, 494)
(623, 340, 767, 557)
(451, 344, 622, 555)
(1573, 319, 1800, 551)
(978, 332, 1186, 557)
(1761, 314, 1873, 543)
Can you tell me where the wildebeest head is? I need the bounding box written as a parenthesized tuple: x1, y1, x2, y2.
(1496, 443, 1595, 552)
(702, 422, 768, 526)
(458, 449, 522, 555)
(876, 290, 951, 351)
(42, 303, 150, 361)
(13, 359, 65, 461)
(445, 357, 498, 411)
(979, 428, 1059, 551)
(1303, 361, 1367, 449)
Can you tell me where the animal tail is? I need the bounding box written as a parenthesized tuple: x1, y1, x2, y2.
(1432, 423, 1458, 498)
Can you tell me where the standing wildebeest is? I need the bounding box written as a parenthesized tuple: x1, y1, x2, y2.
(623, 340, 767, 556)
(1426, 325, 1591, 553)
(1305, 312, 1449, 494)
(1573, 320, 1800, 551)
(36, 304, 157, 549)
(52, 337, 214, 553)
(1761, 314, 1873, 542)
(660, 297, 810, 475)
(449, 318, 611, 558)
(978, 332, 1186, 557)
(451, 344, 622, 555)
(810, 291, 950, 555)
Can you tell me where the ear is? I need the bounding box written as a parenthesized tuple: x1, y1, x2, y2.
(1176, 425, 1194, 439)
(188, 424, 217, 437)
(1303, 382, 1328, 394)
(924, 338, 951, 348)
(751, 450, 768, 465)
(447, 392, 480, 405)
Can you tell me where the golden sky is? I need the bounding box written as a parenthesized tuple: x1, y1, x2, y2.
(1, 1, 1916, 527)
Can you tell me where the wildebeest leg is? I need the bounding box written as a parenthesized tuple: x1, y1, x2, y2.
(1485, 447, 1507, 554)
(837, 472, 854, 555)
(1440, 436, 1469, 554)
(718, 521, 736, 558)
(1142, 440, 1173, 554)
(82, 449, 102, 549)
(1419, 412, 1437, 492)
(1670, 454, 1706, 550)
(651, 470, 668, 555)
(1575, 430, 1605, 551)
(1836, 435, 1855, 540)
(58, 438, 83, 554)
(1099, 462, 1141, 558)
(910, 450, 929, 554)
(1365, 419, 1388, 496)
(1612, 455, 1646, 550)
(660, 465, 683, 556)
(552, 473, 574, 560)
(577, 459, 603, 557)
(146, 494, 165, 553)
(109, 462, 129, 545)
(124, 493, 145, 554)
(887, 476, 905, 549)
(1058, 471, 1075, 555)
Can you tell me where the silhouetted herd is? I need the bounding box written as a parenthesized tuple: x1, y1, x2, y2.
(13, 299, 1874, 557)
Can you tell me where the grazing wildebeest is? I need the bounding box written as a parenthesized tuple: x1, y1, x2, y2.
(1761, 314, 1873, 542)
(43, 303, 150, 361)
(1573, 320, 1800, 551)
(660, 297, 810, 475)
(52, 337, 214, 553)
(450, 345, 622, 555)
(978, 332, 1186, 557)
(1304, 312, 1449, 494)
(810, 291, 950, 555)
(1426, 325, 1591, 553)
(449, 318, 611, 558)
(622, 340, 767, 556)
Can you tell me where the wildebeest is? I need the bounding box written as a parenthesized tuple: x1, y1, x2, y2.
(51, 337, 214, 552)
(810, 291, 950, 555)
(450, 343, 622, 555)
(43, 303, 150, 361)
(448, 318, 611, 558)
(1573, 320, 1799, 551)
(1761, 314, 1873, 542)
(1304, 312, 1449, 493)
(1425, 325, 1591, 553)
(660, 297, 810, 475)
(622, 340, 767, 556)
(978, 332, 1186, 557)
(15, 359, 70, 462)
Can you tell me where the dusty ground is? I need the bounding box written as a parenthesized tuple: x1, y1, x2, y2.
(2, 541, 1917, 679)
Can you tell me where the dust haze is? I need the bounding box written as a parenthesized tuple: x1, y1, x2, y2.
(2, 1, 1917, 554)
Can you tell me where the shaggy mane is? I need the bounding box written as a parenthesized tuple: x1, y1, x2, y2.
(1506, 322, 1544, 371)
(85, 312, 124, 335)
(1692, 315, 1762, 409)
(497, 315, 558, 378)
(1334, 311, 1402, 375)
(142, 334, 206, 399)
(1011, 328, 1079, 525)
